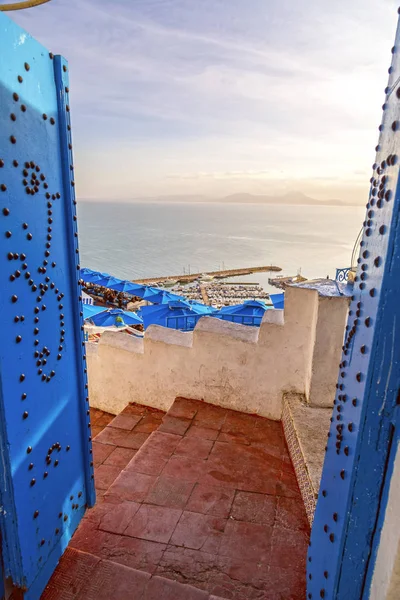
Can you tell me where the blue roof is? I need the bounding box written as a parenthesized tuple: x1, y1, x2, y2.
(139, 301, 216, 330)
(218, 299, 270, 316)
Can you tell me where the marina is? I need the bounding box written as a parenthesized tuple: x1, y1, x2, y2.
(134, 264, 282, 286)
(172, 281, 271, 308)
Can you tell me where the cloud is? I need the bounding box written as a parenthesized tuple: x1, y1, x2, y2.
(9, 0, 400, 202)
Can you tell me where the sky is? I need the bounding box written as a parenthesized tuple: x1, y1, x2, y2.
(8, 0, 400, 203)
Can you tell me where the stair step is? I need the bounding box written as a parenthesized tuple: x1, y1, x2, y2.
(41, 547, 220, 599)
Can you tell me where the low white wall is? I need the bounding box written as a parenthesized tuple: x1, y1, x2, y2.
(87, 285, 349, 420)
(309, 296, 348, 408)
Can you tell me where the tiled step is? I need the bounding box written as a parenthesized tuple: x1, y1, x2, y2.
(92, 403, 165, 496)
(68, 398, 308, 599)
(41, 547, 223, 599)
(44, 399, 309, 599)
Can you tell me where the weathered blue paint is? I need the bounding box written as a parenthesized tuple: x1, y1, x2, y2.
(307, 11, 400, 600)
(0, 12, 95, 599)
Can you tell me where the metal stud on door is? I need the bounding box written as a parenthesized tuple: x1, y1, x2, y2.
(307, 9, 400, 600)
(0, 12, 95, 600)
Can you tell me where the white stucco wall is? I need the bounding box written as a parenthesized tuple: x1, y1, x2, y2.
(87, 286, 349, 419)
(309, 296, 349, 408)
(370, 440, 400, 600)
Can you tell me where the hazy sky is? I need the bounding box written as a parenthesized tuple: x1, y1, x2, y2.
(9, 0, 399, 202)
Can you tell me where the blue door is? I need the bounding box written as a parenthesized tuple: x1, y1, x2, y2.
(307, 10, 400, 600)
(0, 13, 95, 600)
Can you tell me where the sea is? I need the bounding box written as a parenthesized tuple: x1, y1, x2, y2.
(77, 201, 366, 294)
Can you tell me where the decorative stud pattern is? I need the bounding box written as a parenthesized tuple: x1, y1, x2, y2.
(308, 10, 400, 598)
(0, 16, 94, 594)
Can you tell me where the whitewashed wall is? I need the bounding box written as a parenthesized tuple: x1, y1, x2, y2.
(86, 286, 349, 420)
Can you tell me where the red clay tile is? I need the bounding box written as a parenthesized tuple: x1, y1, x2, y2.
(41, 548, 100, 600)
(90, 407, 105, 425)
(124, 504, 182, 543)
(70, 520, 120, 558)
(107, 536, 166, 574)
(222, 411, 256, 435)
(217, 431, 251, 446)
(145, 475, 195, 509)
(217, 554, 269, 590)
(103, 446, 137, 468)
(122, 403, 164, 417)
(94, 464, 122, 490)
(92, 441, 116, 467)
(205, 443, 280, 495)
(77, 559, 150, 600)
(186, 425, 219, 441)
(95, 413, 115, 427)
(275, 496, 310, 532)
(207, 569, 266, 600)
(186, 484, 235, 518)
(110, 414, 142, 430)
(122, 403, 149, 415)
(133, 414, 163, 433)
(219, 520, 273, 562)
(171, 511, 226, 553)
(97, 500, 141, 535)
(144, 430, 182, 453)
(94, 426, 129, 446)
(263, 564, 306, 600)
(127, 451, 167, 477)
(107, 470, 157, 502)
(84, 497, 111, 526)
(168, 397, 200, 420)
(270, 526, 308, 573)
(159, 415, 192, 435)
(156, 546, 217, 589)
(162, 456, 207, 482)
(193, 405, 227, 430)
(174, 435, 214, 459)
(49, 404, 309, 600)
(276, 470, 302, 499)
(91, 425, 104, 439)
(230, 491, 276, 526)
(143, 575, 208, 599)
(121, 431, 150, 450)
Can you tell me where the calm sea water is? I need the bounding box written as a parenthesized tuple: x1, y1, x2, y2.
(77, 202, 365, 293)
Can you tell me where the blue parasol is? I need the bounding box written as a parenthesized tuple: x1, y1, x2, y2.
(89, 308, 143, 327)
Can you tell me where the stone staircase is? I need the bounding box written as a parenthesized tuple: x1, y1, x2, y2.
(41, 399, 309, 600)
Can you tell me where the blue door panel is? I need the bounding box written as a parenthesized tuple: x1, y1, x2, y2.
(307, 12, 400, 600)
(0, 13, 95, 598)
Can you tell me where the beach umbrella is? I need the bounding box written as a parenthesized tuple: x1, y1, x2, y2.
(89, 308, 143, 327)
(146, 289, 185, 304)
(107, 280, 148, 295)
(83, 304, 107, 321)
(92, 275, 121, 288)
(81, 269, 112, 283)
(216, 299, 271, 326)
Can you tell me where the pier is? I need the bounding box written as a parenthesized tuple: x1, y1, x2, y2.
(134, 264, 282, 285)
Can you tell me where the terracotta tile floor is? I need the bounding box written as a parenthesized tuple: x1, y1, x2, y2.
(42, 399, 309, 600)
(89, 406, 115, 438)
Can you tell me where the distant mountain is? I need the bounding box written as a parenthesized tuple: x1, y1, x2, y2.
(85, 191, 362, 206)
(220, 192, 354, 206)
